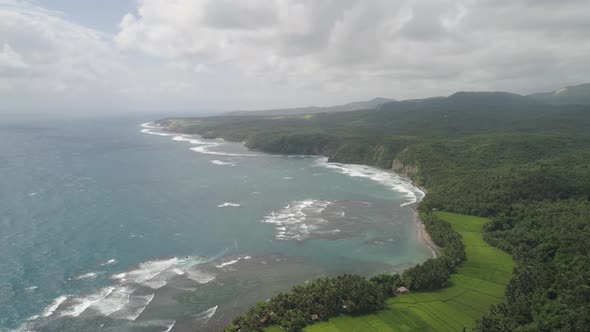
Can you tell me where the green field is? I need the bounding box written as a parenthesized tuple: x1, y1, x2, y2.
(302, 212, 514, 332)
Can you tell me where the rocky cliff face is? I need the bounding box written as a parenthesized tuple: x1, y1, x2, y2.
(392, 156, 419, 179)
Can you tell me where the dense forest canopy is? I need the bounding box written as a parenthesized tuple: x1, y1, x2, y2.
(159, 85, 590, 331)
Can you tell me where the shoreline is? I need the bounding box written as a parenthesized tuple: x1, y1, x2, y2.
(150, 121, 441, 259)
(150, 122, 440, 260)
(409, 202, 440, 258)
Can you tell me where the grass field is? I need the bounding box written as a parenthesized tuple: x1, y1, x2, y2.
(301, 212, 515, 332)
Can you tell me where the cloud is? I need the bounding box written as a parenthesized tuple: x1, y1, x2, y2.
(116, 0, 590, 101)
(0, 0, 126, 110)
(1, 0, 590, 112)
(0, 43, 29, 76)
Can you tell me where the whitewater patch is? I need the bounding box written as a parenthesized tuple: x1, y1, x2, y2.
(262, 200, 332, 241)
(195, 305, 218, 324)
(36, 255, 217, 322)
(74, 272, 100, 280)
(215, 256, 252, 268)
(140, 122, 259, 157)
(315, 157, 425, 207)
(218, 202, 241, 208)
(59, 286, 116, 317)
(134, 320, 176, 332)
(42, 295, 68, 317)
(100, 258, 118, 266)
(190, 145, 259, 157)
(210, 159, 237, 166)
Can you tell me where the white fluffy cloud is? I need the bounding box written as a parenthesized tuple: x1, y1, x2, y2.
(115, 0, 590, 100)
(1, 0, 590, 112)
(0, 0, 126, 110)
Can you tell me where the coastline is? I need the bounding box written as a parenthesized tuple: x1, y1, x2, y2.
(409, 202, 439, 258)
(150, 121, 440, 259)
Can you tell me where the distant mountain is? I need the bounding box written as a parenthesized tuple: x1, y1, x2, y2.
(221, 84, 590, 118)
(528, 83, 590, 105)
(225, 97, 395, 116)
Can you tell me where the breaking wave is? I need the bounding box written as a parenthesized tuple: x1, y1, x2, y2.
(218, 202, 241, 208)
(210, 160, 237, 166)
(140, 122, 259, 157)
(262, 200, 331, 241)
(35, 255, 217, 323)
(315, 158, 425, 207)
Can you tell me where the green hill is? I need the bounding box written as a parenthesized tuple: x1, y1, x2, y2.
(158, 85, 590, 331)
(304, 212, 514, 332)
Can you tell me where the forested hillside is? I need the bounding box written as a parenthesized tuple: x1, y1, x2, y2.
(158, 88, 590, 331)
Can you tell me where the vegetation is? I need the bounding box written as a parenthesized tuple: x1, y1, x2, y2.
(160, 88, 590, 331)
(227, 213, 466, 332)
(305, 212, 514, 332)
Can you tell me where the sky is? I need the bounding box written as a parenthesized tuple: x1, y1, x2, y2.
(1, 0, 590, 113)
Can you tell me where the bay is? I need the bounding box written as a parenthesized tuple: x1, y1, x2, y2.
(0, 113, 431, 331)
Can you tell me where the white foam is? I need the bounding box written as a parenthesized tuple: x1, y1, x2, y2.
(100, 258, 118, 266)
(262, 200, 331, 240)
(91, 286, 133, 317)
(162, 321, 176, 332)
(210, 160, 237, 166)
(190, 146, 258, 157)
(141, 122, 259, 157)
(140, 122, 174, 137)
(172, 135, 193, 142)
(215, 259, 240, 268)
(112, 273, 126, 280)
(135, 320, 177, 332)
(111, 293, 155, 321)
(217, 202, 241, 208)
(316, 158, 425, 207)
(195, 305, 218, 324)
(59, 286, 115, 317)
(36, 255, 219, 323)
(215, 256, 251, 268)
(185, 270, 216, 284)
(42, 295, 68, 317)
(75, 272, 99, 280)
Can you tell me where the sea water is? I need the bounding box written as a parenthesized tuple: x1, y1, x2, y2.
(0, 113, 431, 331)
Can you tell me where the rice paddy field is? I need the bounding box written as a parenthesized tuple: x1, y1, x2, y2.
(300, 212, 515, 332)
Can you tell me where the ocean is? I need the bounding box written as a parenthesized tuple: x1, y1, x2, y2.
(0, 113, 431, 331)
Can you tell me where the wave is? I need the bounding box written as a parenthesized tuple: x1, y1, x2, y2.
(185, 269, 216, 284)
(218, 202, 241, 208)
(195, 305, 218, 324)
(59, 286, 115, 318)
(190, 146, 259, 157)
(210, 160, 237, 166)
(315, 158, 425, 207)
(134, 320, 176, 332)
(112, 293, 154, 321)
(262, 200, 331, 240)
(42, 295, 69, 317)
(140, 122, 259, 157)
(37, 255, 218, 322)
(100, 258, 118, 266)
(215, 256, 252, 268)
(74, 272, 101, 280)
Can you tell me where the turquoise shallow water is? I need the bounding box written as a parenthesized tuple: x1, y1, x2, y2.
(0, 113, 431, 331)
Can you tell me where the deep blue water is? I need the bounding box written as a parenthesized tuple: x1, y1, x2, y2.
(0, 113, 431, 331)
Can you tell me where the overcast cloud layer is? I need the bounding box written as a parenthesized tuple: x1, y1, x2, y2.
(1, 0, 589, 112)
